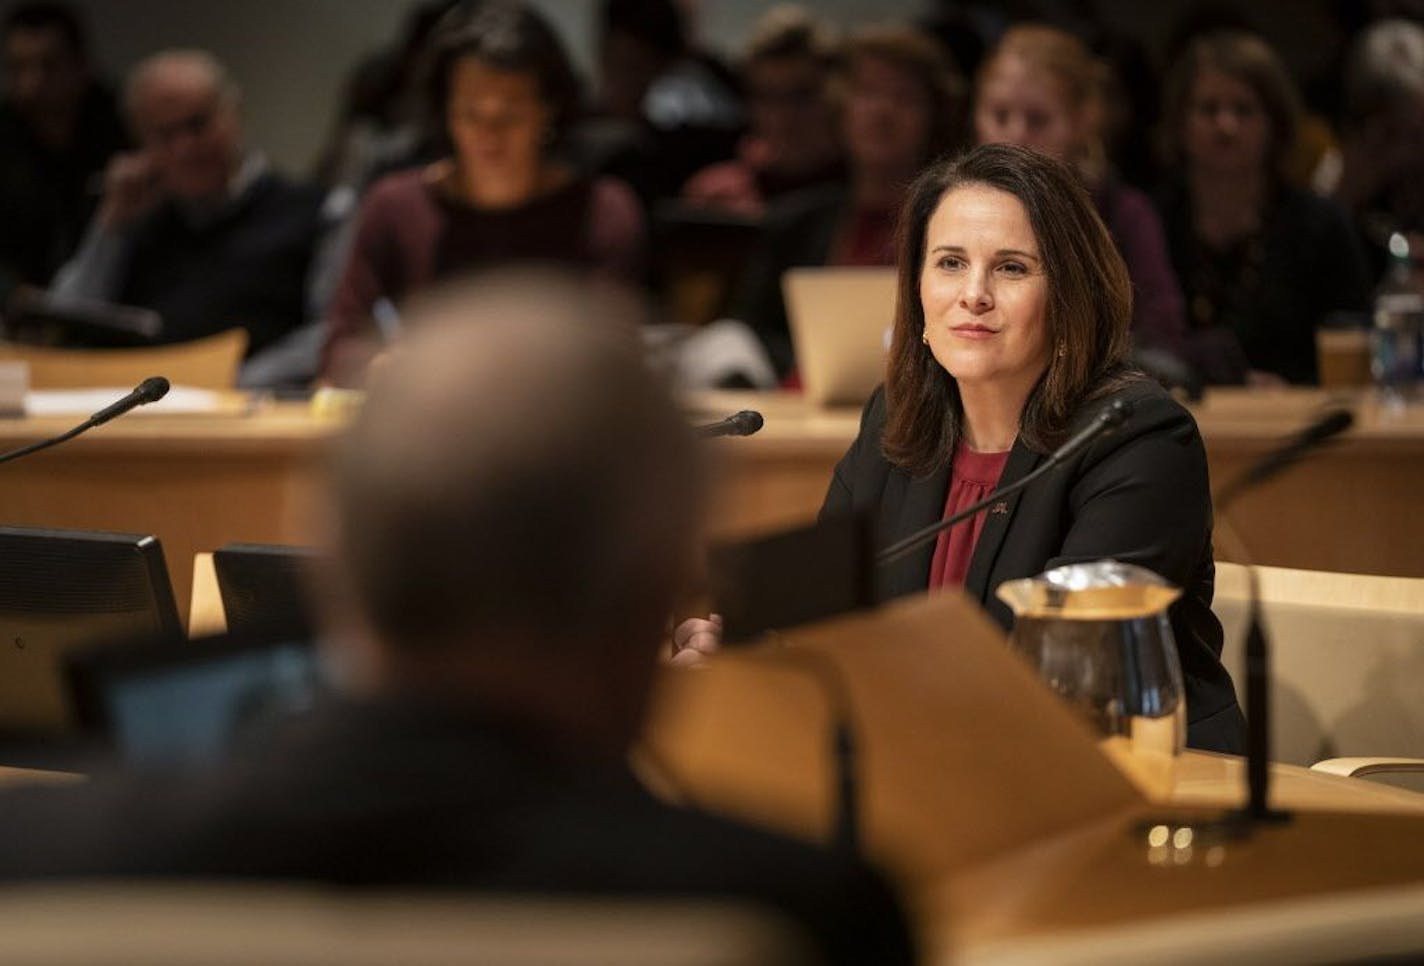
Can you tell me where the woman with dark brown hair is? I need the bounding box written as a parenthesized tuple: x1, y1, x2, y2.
(678, 143, 1242, 751)
(319, 1, 645, 386)
(1157, 32, 1370, 385)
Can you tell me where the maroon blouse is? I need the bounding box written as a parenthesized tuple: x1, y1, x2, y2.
(928, 441, 1012, 589)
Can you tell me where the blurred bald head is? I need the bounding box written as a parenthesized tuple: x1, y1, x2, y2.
(125, 49, 242, 202)
(329, 273, 703, 714)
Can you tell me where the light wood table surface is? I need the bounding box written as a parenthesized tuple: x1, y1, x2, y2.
(644, 594, 1424, 962)
(0, 396, 331, 621)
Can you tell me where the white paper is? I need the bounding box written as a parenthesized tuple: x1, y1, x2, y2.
(25, 386, 223, 417)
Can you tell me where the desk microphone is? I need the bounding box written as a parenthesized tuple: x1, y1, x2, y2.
(877, 398, 1132, 567)
(1215, 406, 1353, 827)
(1215, 409, 1354, 508)
(696, 409, 764, 438)
(0, 376, 171, 467)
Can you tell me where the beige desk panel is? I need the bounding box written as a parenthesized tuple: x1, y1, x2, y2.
(0, 403, 329, 623)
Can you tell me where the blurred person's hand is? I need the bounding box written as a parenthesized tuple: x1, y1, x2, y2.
(98, 152, 162, 229)
(668, 614, 722, 667)
(1246, 369, 1288, 389)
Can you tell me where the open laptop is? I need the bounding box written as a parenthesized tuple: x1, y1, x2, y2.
(782, 266, 898, 408)
(66, 630, 326, 766)
(0, 527, 181, 735)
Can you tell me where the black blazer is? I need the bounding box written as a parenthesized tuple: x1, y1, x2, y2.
(822, 378, 1245, 753)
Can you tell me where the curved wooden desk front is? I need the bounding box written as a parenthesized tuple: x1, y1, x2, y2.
(0, 398, 330, 618)
(642, 593, 1424, 963)
(0, 386, 1418, 623)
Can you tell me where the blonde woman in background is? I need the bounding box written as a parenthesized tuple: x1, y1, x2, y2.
(974, 24, 1187, 359)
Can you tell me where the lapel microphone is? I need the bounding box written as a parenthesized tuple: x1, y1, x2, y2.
(876, 399, 1132, 567)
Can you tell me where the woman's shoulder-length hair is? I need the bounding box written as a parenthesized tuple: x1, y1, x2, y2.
(423, 0, 582, 150)
(882, 143, 1134, 476)
(1160, 30, 1302, 176)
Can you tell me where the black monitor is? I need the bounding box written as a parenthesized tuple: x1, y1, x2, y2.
(0, 526, 180, 734)
(65, 629, 326, 767)
(708, 510, 877, 645)
(212, 542, 316, 637)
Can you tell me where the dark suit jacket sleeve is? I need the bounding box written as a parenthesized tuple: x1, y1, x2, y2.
(1047, 389, 1213, 589)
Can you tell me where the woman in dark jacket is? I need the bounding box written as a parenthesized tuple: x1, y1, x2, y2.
(1157, 32, 1370, 385)
(678, 143, 1244, 753)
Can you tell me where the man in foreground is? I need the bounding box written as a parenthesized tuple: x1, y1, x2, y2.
(0, 274, 914, 965)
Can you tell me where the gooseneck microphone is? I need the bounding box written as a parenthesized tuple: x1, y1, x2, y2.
(1215, 409, 1354, 508)
(86, 376, 171, 427)
(0, 376, 171, 467)
(695, 409, 764, 438)
(758, 644, 860, 855)
(876, 398, 1132, 567)
(1215, 406, 1353, 827)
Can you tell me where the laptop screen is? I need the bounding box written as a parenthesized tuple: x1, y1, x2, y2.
(67, 634, 328, 767)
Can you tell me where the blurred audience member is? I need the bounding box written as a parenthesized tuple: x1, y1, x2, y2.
(571, 0, 742, 207)
(1091, 28, 1164, 192)
(681, 5, 842, 218)
(1164, 3, 1341, 196)
(0, 2, 125, 310)
(312, 0, 457, 194)
(732, 25, 964, 379)
(51, 49, 330, 381)
(1158, 31, 1371, 385)
(1325, 18, 1424, 278)
(320, 1, 645, 387)
(918, 0, 990, 85)
(974, 24, 1186, 356)
(0, 271, 915, 966)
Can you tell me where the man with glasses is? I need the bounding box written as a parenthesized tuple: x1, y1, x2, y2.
(52, 49, 330, 383)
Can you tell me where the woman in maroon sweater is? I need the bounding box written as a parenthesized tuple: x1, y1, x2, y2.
(321, 1, 644, 386)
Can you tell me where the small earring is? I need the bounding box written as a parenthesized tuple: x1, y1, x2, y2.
(1057, 343, 1066, 359)
(921, 329, 930, 345)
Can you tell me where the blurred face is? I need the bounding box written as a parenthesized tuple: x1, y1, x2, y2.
(2, 25, 85, 125)
(447, 57, 549, 180)
(131, 66, 241, 202)
(746, 54, 836, 172)
(1182, 69, 1270, 176)
(843, 55, 933, 174)
(975, 55, 1081, 160)
(920, 184, 1051, 396)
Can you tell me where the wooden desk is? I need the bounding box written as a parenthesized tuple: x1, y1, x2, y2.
(0, 399, 330, 620)
(0, 386, 1418, 623)
(644, 594, 1424, 962)
(691, 387, 1424, 577)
